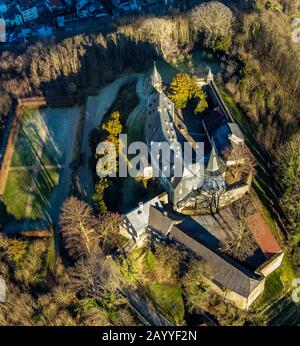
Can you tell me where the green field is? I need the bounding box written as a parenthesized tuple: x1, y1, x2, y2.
(30, 168, 60, 220)
(124, 248, 185, 325)
(2, 169, 32, 221)
(11, 111, 42, 167)
(148, 282, 185, 326)
(0, 107, 79, 227)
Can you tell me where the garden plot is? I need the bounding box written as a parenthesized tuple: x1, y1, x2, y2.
(1, 107, 80, 229)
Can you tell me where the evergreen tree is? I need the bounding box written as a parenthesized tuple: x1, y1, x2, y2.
(168, 73, 208, 114)
(168, 73, 192, 109)
(102, 111, 122, 139)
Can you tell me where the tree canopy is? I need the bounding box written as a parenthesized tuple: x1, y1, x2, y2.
(168, 73, 208, 113)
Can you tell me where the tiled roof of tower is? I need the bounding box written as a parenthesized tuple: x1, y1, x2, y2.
(206, 142, 227, 176)
(151, 61, 162, 90)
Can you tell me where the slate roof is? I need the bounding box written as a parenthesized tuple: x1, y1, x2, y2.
(145, 78, 205, 202)
(148, 205, 178, 235)
(169, 226, 262, 298)
(151, 61, 162, 90)
(206, 142, 227, 176)
(124, 196, 163, 237)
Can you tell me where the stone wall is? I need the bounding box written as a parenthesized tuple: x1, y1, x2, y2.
(203, 275, 265, 310)
(256, 252, 284, 277)
(219, 184, 250, 208)
(179, 183, 250, 215)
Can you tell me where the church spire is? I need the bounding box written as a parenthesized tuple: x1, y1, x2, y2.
(206, 142, 226, 174)
(207, 67, 214, 83)
(151, 61, 162, 92)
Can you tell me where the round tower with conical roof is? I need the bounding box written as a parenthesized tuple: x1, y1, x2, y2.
(150, 62, 163, 92)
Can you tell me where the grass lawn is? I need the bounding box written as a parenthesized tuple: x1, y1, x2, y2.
(40, 108, 78, 166)
(1, 169, 32, 221)
(11, 111, 42, 167)
(252, 270, 284, 311)
(127, 248, 185, 325)
(252, 255, 296, 313)
(40, 140, 65, 166)
(30, 168, 60, 220)
(0, 167, 60, 223)
(148, 282, 185, 326)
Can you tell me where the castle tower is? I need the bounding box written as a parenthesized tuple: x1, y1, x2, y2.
(206, 142, 226, 176)
(207, 67, 214, 83)
(151, 61, 162, 92)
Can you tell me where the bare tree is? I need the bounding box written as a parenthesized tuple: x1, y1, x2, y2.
(197, 186, 226, 214)
(190, 2, 234, 46)
(181, 259, 213, 310)
(0, 284, 36, 326)
(220, 221, 257, 261)
(98, 212, 123, 254)
(59, 197, 100, 260)
(221, 195, 257, 261)
(222, 144, 256, 180)
(154, 243, 183, 282)
(69, 258, 108, 300)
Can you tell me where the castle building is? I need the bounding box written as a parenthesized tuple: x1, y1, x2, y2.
(145, 63, 249, 213)
(145, 63, 204, 211)
(119, 63, 284, 310)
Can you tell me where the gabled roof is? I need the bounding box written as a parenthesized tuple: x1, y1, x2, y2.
(169, 226, 262, 298)
(148, 205, 178, 235)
